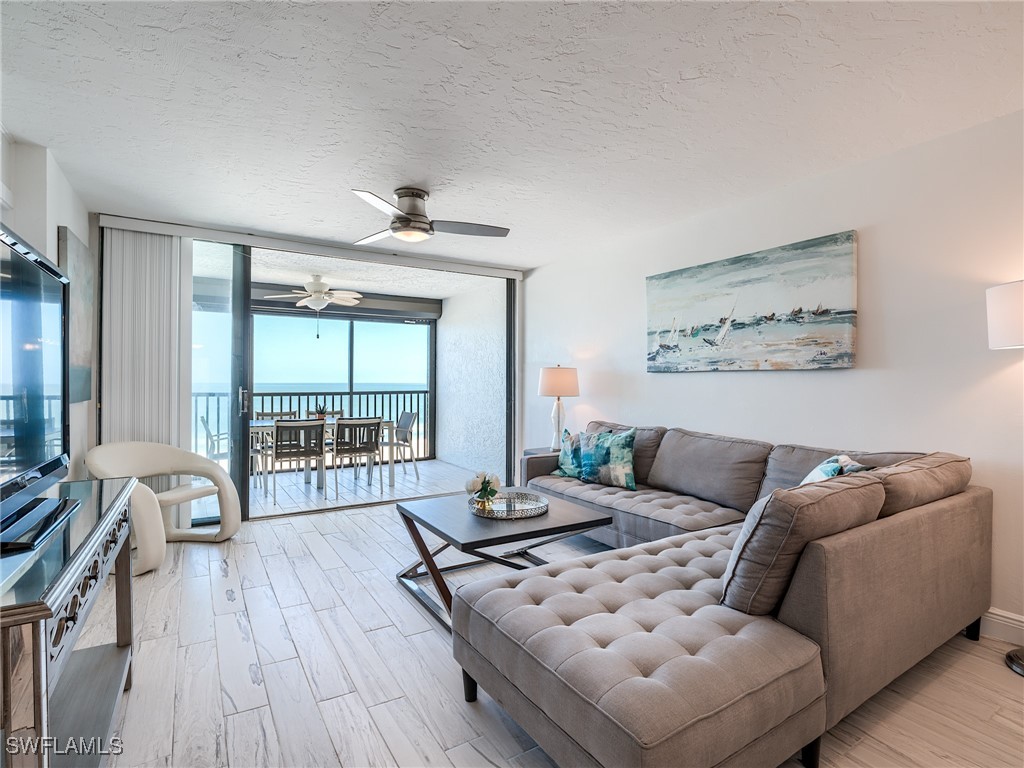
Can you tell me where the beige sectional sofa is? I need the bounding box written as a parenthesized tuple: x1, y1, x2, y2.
(451, 421, 992, 768)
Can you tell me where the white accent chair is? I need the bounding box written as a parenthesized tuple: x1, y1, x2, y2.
(85, 442, 242, 575)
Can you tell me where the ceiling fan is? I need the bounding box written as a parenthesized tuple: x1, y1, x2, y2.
(352, 187, 510, 246)
(263, 275, 361, 309)
(263, 276, 362, 338)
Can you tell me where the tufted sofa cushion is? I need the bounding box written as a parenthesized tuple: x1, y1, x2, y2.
(453, 528, 825, 768)
(529, 475, 747, 543)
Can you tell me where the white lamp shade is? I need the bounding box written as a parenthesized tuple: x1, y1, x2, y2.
(538, 366, 579, 397)
(986, 280, 1024, 349)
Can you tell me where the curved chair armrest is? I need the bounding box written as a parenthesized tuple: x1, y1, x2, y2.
(87, 441, 241, 544)
(129, 483, 167, 576)
(164, 458, 241, 543)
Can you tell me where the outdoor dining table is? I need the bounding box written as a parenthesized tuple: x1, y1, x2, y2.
(249, 417, 397, 488)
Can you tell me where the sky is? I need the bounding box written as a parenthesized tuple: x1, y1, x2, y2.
(192, 311, 430, 390)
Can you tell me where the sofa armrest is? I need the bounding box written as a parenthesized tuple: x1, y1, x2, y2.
(777, 485, 992, 729)
(521, 452, 559, 484)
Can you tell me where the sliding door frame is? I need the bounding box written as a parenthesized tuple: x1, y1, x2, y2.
(232, 245, 252, 522)
(101, 214, 526, 506)
(505, 278, 517, 484)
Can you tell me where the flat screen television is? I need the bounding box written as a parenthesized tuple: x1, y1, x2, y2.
(0, 224, 70, 523)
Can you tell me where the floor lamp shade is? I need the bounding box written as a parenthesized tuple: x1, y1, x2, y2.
(986, 280, 1023, 349)
(538, 366, 579, 450)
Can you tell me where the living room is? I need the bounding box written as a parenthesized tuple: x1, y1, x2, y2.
(1, 2, 1021, 768)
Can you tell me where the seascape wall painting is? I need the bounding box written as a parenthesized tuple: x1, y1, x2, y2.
(646, 231, 857, 372)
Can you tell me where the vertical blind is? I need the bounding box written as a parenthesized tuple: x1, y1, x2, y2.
(100, 228, 184, 446)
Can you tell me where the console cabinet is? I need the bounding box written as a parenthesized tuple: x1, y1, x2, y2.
(1, 477, 135, 768)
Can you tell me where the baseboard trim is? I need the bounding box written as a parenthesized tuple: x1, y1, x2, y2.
(981, 608, 1024, 644)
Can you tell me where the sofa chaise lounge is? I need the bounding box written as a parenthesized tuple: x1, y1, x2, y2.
(452, 421, 991, 768)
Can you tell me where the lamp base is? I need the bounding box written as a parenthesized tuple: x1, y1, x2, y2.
(549, 398, 565, 451)
(1007, 647, 1024, 676)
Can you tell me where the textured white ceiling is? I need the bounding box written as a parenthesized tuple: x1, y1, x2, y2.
(192, 240, 496, 299)
(3, 2, 1021, 269)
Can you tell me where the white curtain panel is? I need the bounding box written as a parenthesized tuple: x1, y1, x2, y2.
(101, 228, 184, 446)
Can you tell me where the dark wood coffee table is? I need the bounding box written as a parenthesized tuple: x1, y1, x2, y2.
(396, 491, 612, 630)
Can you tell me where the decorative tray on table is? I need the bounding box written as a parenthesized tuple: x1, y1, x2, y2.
(469, 490, 549, 520)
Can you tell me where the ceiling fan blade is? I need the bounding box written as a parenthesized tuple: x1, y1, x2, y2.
(352, 190, 403, 218)
(354, 229, 393, 246)
(263, 293, 307, 299)
(432, 220, 510, 238)
(326, 290, 363, 299)
(296, 297, 311, 307)
(328, 297, 360, 306)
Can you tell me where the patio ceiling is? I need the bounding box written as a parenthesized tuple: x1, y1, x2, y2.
(191, 241, 498, 300)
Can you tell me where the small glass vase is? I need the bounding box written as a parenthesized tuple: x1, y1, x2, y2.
(473, 494, 494, 513)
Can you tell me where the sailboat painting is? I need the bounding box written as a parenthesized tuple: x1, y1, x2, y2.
(646, 231, 857, 372)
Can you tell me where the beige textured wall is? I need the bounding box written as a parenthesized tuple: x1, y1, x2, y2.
(523, 112, 1024, 637)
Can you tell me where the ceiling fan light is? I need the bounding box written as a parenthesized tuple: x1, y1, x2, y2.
(391, 228, 432, 243)
(305, 297, 330, 311)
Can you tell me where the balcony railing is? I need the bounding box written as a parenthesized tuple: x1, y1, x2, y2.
(192, 389, 433, 460)
(1, 395, 62, 423)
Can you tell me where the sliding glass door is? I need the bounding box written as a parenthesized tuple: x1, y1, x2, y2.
(190, 241, 251, 523)
(250, 313, 434, 458)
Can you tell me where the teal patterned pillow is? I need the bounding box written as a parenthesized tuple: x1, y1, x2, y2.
(580, 428, 637, 490)
(553, 429, 583, 478)
(800, 454, 872, 485)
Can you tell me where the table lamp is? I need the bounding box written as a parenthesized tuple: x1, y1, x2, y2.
(986, 279, 1023, 676)
(538, 365, 579, 451)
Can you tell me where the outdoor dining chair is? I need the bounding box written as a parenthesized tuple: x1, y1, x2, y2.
(329, 417, 383, 497)
(253, 411, 301, 486)
(394, 411, 420, 479)
(256, 410, 298, 420)
(269, 418, 327, 505)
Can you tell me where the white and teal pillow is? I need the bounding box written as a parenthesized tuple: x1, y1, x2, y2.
(580, 428, 637, 490)
(800, 455, 872, 485)
(553, 429, 583, 478)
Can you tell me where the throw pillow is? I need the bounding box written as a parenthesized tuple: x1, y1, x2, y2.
(586, 421, 667, 485)
(799, 454, 872, 485)
(579, 428, 637, 490)
(552, 429, 583, 479)
(720, 473, 885, 615)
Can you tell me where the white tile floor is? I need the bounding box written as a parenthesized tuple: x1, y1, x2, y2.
(65, 503, 1023, 768)
(191, 458, 474, 521)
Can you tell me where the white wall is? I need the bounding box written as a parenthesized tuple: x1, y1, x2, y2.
(5, 139, 94, 478)
(6, 142, 48, 250)
(523, 112, 1024, 637)
(436, 279, 507, 476)
(0, 130, 15, 209)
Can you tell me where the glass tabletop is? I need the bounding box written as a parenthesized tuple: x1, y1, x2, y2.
(1, 477, 133, 608)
